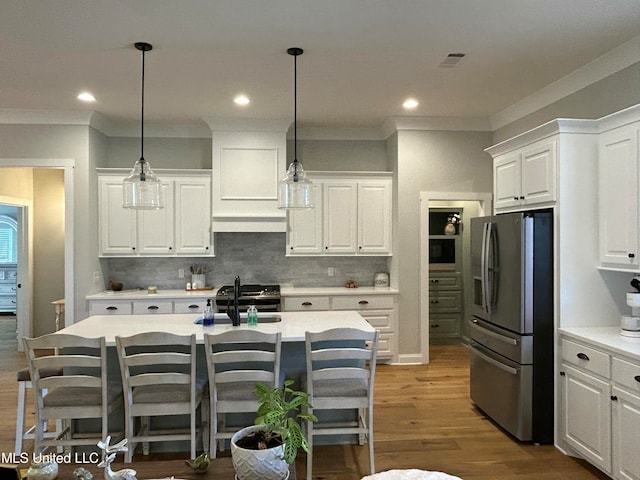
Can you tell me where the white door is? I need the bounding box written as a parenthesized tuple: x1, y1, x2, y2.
(174, 178, 212, 255)
(288, 183, 323, 255)
(137, 182, 174, 255)
(561, 364, 611, 473)
(493, 152, 521, 210)
(520, 140, 556, 205)
(598, 124, 639, 268)
(99, 177, 137, 255)
(323, 182, 357, 254)
(358, 182, 391, 254)
(612, 387, 640, 480)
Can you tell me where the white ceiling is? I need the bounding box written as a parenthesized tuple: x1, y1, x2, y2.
(1, 0, 639, 133)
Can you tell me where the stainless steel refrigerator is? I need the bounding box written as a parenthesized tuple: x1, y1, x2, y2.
(469, 210, 553, 443)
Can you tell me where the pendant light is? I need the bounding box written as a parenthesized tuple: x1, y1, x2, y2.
(123, 42, 163, 209)
(277, 47, 314, 209)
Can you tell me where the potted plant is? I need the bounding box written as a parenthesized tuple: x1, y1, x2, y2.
(231, 379, 317, 480)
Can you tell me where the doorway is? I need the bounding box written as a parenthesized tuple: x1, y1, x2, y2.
(419, 192, 492, 364)
(0, 160, 74, 351)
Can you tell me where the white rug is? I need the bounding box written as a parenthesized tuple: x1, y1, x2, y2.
(362, 469, 463, 480)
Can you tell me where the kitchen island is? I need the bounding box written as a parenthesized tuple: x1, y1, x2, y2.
(54, 310, 375, 454)
(58, 310, 375, 344)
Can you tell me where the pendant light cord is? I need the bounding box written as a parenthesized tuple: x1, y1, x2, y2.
(293, 51, 297, 166)
(140, 46, 146, 179)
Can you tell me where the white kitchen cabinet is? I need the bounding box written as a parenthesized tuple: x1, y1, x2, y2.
(429, 272, 462, 341)
(492, 139, 556, 212)
(559, 333, 640, 479)
(611, 357, 640, 480)
(282, 289, 398, 362)
(598, 119, 640, 271)
(98, 170, 212, 257)
(87, 292, 213, 316)
(287, 184, 323, 254)
(324, 181, 358, 253)
(560, 363, 611, 472)
(286, 173, 392, 256)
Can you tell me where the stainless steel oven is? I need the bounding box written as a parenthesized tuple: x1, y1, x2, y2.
(215, 284, 281, 313)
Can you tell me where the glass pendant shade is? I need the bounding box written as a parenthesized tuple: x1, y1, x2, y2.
(278, 160, 314, 209)
(123, 158, 163, 209)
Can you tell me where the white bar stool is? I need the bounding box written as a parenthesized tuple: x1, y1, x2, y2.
(14, 367, 63, 455)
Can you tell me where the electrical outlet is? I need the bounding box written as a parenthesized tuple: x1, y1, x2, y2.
(178, 268, 185, 279)
(328, 267, 335, 277)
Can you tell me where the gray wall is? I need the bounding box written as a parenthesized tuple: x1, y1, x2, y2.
(106, 137, 211, 169)
(289, 139, 390, 171)
(494, 62, 640, 143)
(0, 124, 95, 330)
(394, 130, 494, 359)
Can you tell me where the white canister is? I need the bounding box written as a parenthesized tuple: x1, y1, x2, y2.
(621, 315, 640, 331)
(374, 272, 389, 288)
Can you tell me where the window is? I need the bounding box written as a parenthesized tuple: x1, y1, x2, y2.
(0, 215, 17, 263)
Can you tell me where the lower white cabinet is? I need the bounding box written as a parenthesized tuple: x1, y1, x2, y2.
(282, 290, 397, 362)
(559, 334, 640, 479)
(88, 294, 212, 316)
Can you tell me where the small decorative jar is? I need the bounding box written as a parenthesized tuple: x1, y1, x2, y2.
(27, 459, 58, 480)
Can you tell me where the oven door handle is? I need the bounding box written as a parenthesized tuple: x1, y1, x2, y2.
(471, 344, 518, 375)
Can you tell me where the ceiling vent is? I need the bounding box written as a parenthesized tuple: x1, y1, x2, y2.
(439, 52, 466, 68)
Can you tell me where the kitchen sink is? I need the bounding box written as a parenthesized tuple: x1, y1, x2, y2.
(210, 313, 282, 324)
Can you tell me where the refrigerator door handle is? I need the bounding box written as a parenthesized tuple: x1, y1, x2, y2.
(482, 222, 492, 314)
(471, 344, 519, 375)
(471, 319, 519, 346)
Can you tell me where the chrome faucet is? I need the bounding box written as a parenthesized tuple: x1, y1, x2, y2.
(227, 275, 241, 326)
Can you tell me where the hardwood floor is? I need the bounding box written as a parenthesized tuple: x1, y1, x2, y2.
(0, 344, 609, 479)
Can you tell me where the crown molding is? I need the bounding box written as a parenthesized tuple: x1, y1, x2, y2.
(294, 126, 386, 141)
(381, 116, 492, 138)
(490, 34, 640, 131)
(203, 117, 290, 132)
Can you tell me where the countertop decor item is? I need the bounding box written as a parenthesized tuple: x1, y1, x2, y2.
(122, 41, 162, 210)
(97, 436, 137, 480)
(26, 459, 58, 480)
(277, 47, 313, 210)
(110, 281, 123, 291)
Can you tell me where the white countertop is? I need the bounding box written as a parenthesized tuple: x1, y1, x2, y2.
(57, 310, 374, 345)
(280, 286, 399, 296)
(86, 286, 398, 301)
(86, 288, 218, 300)
(559, 326, 640, 360)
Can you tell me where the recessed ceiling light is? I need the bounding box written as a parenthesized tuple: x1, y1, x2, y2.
(403, 98, 419, 109)
(77, 92, 96, 102)
(234, 95, 250, 105)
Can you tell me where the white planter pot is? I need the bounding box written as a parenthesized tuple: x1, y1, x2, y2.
(231, 425, 289, 480)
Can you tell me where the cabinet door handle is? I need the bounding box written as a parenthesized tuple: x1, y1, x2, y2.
(513, 196, 518, 200)
(169, 246, 172, 251)
(147, 305, 159, 310)
(430, 279, 439, 283)
(431, 323, 440, 328)
(358, 246, 362, 250)
(560, 371, 566, 376)
(301, 302, 313, 306)
(106, 306, 118, 311)
(611, 395, 618, 401)
(577, 352, 590, 361)
(430, 300, 439, 304)
(188, 304, 200, 309)
(519, 195, 525, 200)
(634, 375, 640, 383)
(629, 253, 636, 258)
(205, 246, 209, 250)
(358, 300, 369, 305)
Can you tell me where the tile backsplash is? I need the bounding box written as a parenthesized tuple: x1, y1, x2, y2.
(105, 233, 389, 290)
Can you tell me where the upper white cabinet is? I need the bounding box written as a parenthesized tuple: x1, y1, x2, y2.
(286, 172, 392, 256)
(492, 139, 556, 212)
(206, 120, 288, 232)
(598, 106, 640, 271)
(98, 169, 212, 257)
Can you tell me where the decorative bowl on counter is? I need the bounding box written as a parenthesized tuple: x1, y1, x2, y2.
(110, 281, 123, 291)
